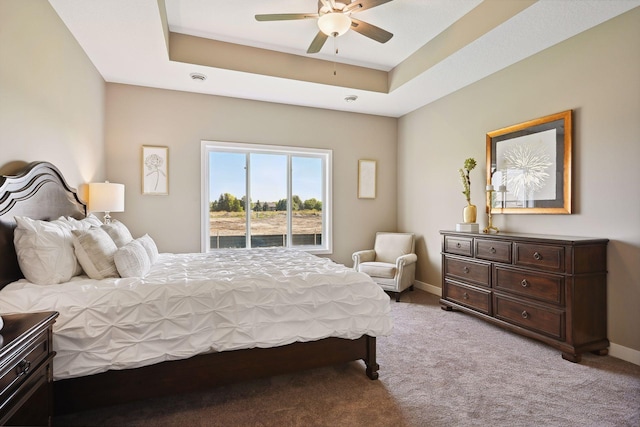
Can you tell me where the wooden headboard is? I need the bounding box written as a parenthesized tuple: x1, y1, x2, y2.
(0, 161, 86, 287)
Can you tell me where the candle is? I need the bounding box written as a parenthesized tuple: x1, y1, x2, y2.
(498, 185, 507, 192)
(486, 185, 494, 191)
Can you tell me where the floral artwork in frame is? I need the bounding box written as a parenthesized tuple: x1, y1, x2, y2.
(142, 145, 168, 195)
(486, 110, 572, 214)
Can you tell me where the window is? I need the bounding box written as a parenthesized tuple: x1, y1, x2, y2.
(201, 141, 332, 254)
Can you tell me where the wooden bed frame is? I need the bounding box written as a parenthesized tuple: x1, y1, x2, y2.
(0, 161, 379, 415)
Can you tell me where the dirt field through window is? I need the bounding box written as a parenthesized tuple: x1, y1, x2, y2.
(209, 211, 322, 236)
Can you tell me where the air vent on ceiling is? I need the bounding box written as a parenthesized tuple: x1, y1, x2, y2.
(190, 73, 207, 81)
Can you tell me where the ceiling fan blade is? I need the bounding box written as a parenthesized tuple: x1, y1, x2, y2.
(344, 0, 393, 14)
(307, 31, 329, 54)
(255, 13, 318, 22)
(350, 18, 393, 43)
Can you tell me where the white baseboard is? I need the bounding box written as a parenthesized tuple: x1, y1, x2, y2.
(415, 281, 639, 366)
(414, 280, 441, 297)
(609, 343, 640, 366)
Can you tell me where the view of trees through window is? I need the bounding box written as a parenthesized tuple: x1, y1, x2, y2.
(203, 142, 331, 252)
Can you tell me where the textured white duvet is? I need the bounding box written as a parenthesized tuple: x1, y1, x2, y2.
(0, 248, 392, 380)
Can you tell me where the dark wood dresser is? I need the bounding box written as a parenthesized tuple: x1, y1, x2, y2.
(0, 312, 58, 426)
(439, 231, 608, 362)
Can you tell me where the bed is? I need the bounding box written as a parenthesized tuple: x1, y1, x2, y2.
(0, 161, 392, 414)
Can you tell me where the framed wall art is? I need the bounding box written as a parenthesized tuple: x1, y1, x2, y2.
(358, 159, 376, 199)
(486, 110, 572, 214)
(142, 145, 169, 195)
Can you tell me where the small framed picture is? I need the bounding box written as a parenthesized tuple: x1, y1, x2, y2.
(142, 145, 168, 195)
(358, 159, 376, 199)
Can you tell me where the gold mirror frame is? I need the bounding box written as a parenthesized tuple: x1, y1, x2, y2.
(486, 110, 572, 214)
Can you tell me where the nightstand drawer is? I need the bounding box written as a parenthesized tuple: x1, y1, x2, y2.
(494, 267, 563, 305)
(444, 236, 473, 256)
(475, 239, 512, 263)
(444, 256, 490, 287)
(494, 295, 564, 340)
(514, 243, 564, 272)
(2, 356, 52, 426)
(445, 280, 491, 314)
(0, 330, 49, 401)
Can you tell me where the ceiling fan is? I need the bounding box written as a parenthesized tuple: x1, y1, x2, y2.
(255, 0, 394, 54)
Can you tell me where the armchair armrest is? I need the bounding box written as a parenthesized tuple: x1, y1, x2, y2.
(396, 253, 417, 268)
(352, 249, 376, 269)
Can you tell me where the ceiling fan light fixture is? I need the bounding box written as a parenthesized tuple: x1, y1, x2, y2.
(318, 13, 351, 37)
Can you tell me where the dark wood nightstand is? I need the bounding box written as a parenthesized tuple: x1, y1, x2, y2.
(0, 312, 58, 426)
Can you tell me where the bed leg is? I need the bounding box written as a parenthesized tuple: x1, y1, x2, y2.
(365, 336, 379, 380)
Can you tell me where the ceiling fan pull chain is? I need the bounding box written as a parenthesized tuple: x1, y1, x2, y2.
(333, 36, 338, 76)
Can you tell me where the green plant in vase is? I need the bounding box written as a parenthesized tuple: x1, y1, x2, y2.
(458, 158, 477, 223)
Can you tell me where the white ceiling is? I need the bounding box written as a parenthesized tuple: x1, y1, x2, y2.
(48, 0, 639, 118)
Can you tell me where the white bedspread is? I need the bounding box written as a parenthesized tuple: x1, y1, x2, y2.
(0, 248, 392, 380)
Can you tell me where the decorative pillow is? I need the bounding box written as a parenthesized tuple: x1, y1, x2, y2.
(101, 220, 133, 248)
(114, 239, 151, 278)
(13, 216, 81, 284)
(71, 227, 119, 279)
(138, 234, 159, 264)
(61, 214, 103, 231)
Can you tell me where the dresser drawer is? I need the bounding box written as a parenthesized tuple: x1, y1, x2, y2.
(444, 236, 473, 256)
(475, 239, 512, 263)
(445, 280, 491, 314)
(0, 330, 49, 402)
(494, 267, 563, 305)
(514, 243, 564, 272)
(494, 295, 564, 340)
(444, 256, 490, 287)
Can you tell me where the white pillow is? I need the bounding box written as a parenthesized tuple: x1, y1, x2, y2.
(138, 234, 159, 264)
(72, 227, 119, 279)
(61, 214, 103, 231)
(101, 220, 133, 248)
(114, 239, 151, 278)
(13, 216, 82, 284)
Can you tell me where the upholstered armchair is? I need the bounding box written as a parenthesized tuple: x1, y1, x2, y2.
(352, 232, 417, 302)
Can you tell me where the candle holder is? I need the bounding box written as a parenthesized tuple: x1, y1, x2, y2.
(483, 186, 500, 234)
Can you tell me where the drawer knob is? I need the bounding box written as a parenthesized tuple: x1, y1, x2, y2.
(533, 252, 542, 260)
(463, 267, 470, 273)
(521, 279, 529, 288)
(16, 359, 31, 377)
(521, 310, 529, 319)
(463, 292, 469, 300)
(490, 247, 496, 254)
(456, 243, 462, 248)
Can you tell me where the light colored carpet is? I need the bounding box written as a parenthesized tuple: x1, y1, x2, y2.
(55, 290, 640, 427)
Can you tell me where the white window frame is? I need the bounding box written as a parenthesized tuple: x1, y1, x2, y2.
(201, 141, 333, 254)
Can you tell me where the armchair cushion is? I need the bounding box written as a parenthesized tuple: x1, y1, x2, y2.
(374, 233, 415, 263)
(358, 262, 396, 279)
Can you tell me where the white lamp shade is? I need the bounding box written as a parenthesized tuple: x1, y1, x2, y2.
(318, 13, 351, 37)
(88, 182, 125, 213)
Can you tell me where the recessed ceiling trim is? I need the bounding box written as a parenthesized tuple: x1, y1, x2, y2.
(389, 0, 538, 92)
(168, 32, 389, 93)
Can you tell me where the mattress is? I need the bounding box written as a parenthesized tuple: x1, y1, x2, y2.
(0, 248, 392, 380)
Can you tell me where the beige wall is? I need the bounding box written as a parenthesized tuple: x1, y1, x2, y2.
(104, 84, 397, 265)
(0, 0, 105, 186)
(398, 8, 640, 358)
